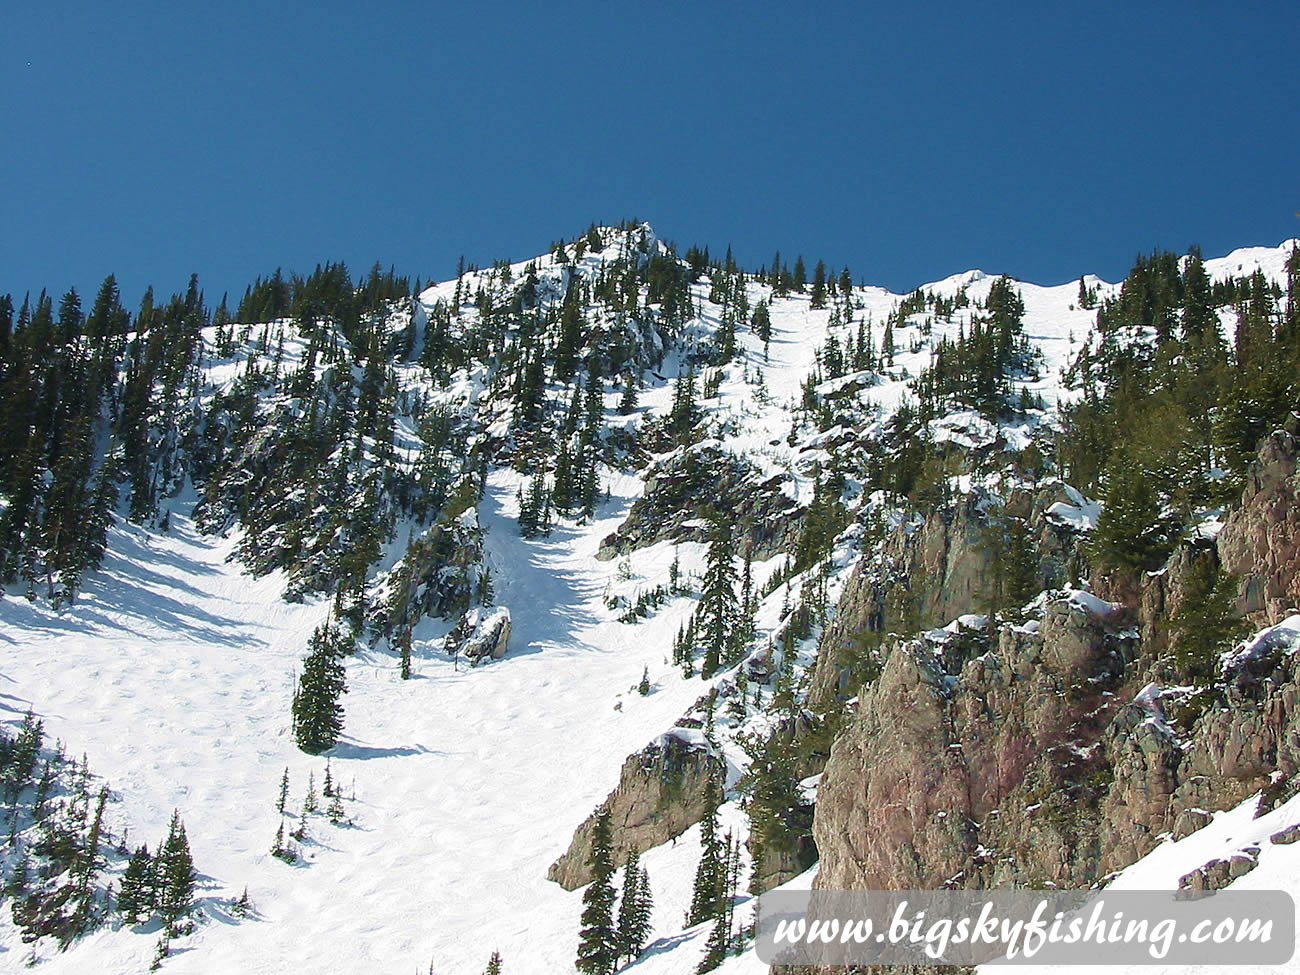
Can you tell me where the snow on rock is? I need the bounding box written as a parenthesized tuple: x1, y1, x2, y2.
(1221, 614, 1300, 672)
(445, 605, 512, 664)
(1066, 588, 1121, 618)
(1046, 484, 1101, 531)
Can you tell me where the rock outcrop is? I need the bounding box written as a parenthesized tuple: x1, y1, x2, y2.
(547, 729, 725, 890)
(1217, 427, 1300, 624)
(808, 482, 1082, 709)
(596, 442, 800, 562)
(445, 606, 511, 665)
(811, 590, 1300, 897)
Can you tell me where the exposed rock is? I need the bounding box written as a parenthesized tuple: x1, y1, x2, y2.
(445, 606, 511, 665)
(371, 517, 484, 637)
(1270, 823, 1300, 845)
(809, 483, 1083, 710)
(596, 443, 800, 562)
(1172, 807, 1213, 840)
(1217, 428, 1300, 624)
(547, 729, 724, 890)
(812, 588, 1300, 900)
(1179, 852, 1257, 891)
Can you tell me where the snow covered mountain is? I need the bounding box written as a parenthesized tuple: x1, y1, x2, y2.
(1, 224, 1298, 974)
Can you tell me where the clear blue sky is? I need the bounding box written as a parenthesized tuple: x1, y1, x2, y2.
(2, 0, 1296, 308)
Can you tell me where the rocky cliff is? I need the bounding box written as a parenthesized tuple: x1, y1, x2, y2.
(811, 589, 1300, 897)
(1218, 427, 1300, 624)
(547, 729, 725, 890)
(808, 482, 1083, 710)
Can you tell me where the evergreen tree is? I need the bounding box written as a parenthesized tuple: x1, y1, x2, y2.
(686, 778, 724, 927)
(484, 951, 503, 975)
(1169, 551, 1243, 681)
(615, 850, 653, 964)
(669, 368, 699, 441)
(576, 808, 619, 975)
(698, 514, 739, 678)
(1088, 452, 1170, 574)
(809, 261, 828, 309)
(292, 622, 349, 754)
(740, 731, 811, 894)
(277, 768, 290, 814)
(618, 371, 639, 415)
(118, 844, 156, 924)
(155, 811, 196, 933)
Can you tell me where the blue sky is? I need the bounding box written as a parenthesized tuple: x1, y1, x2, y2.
(2, 0, 1296, 308)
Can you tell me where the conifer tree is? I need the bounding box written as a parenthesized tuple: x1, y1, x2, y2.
(699, 515, 739, 678)
(1169, 551, 1243, 681)
(686, 778, 724, 927)
(576, 808, 619, 975)
(277, 768, 290, 814)
(1089, 452, 1170, 574)
(293, 622, 348, 754)
(484, 951, 503, 975)
(616, 850, 653, 964)
(669, 368, 699, 442)
(156, 811, 196, 933)
(618, 371, 639, 415)
(118, 844, 156, 924)
(810, 261, 828, 309)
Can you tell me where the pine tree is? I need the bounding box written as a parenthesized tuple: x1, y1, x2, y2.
(810, 261, 828, 309)
(637, 666, 650, 696)
(698, 515, 738, 678)
(686, 779, 724, 927)
(293, 622, 348, 754)
(271, 819, 295, 863)
(304, 771, 319, 815)
(277, 768, 290, 814)
(484, 951, 503, 975)
(669, 368, 699, 442)
(740, 731, 810, 894)
(1169, 551, 1243, 681)
(615, 850, 651, 964)
(576, 808, 619, 975)
(118, 844, 156, 924)
(155, 810, 196, 933)
(1089, 453, 1170, 574)
(618, 371, 639, 415)
(398, 627, 413, 679)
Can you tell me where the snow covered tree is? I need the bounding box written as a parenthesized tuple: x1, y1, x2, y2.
(484, 950, 503, 975)
(293, 622, 349, 754)
(576, 808, 619, 975)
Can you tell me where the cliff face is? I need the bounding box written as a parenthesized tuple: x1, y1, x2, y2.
(547, 729, 724, 890)
(1218, 429, 1300, 624)
(812, 591, 1300, 896)
(808, 482, 1081, 710)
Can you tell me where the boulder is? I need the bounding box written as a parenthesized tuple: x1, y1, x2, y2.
(445, 606, 511, 665)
